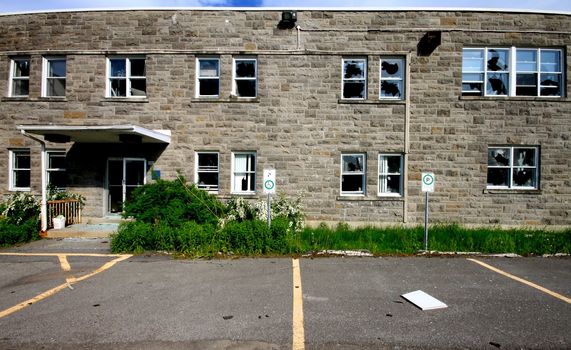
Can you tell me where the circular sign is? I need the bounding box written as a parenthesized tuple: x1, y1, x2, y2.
(422, 173, 434, 186)
(264, 179, 275, 190)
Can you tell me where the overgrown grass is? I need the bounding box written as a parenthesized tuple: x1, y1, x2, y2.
(111, 222, 571, 257)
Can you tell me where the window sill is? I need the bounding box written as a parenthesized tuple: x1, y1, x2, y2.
(2, 97, 30, 102)
(39, 97, 67, 102)
(338, 99, 406, 105)
(459, 96, 570, 102)
(483, 188, 542, 195)
(191, 97, 260, 103)
(337, 195, 404, 201)
(220, 194, 259, 199)
(101, 97, 149, 103)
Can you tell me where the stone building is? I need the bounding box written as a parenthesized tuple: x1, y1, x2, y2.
(0, 8, 569, 229)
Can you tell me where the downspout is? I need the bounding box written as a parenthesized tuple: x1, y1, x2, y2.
(296, 25, 301, 50)
(20, 130, 47, 232)
(403, 52, 411, 224)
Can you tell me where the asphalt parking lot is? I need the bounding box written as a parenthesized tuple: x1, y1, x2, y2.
(0, 238, 569, 350)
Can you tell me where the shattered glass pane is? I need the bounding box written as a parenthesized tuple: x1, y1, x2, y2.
(199, 78, 219, 96)
(381, 59, 403, 78)
(344, 60, 365, 79)
(381, 81, 402, 98)
(386, 156, 401, 173)
(343, 155, 364, 172)
(513, 168, 536, 187)
(513, 149, 535, 166)
(236, 60, 256, 78)
(343, 82, 365, 99)
(487, 73, 508, 95)
(342, 174, 363, 192)
(386, 175, 401, 193)
(110, 59, 126, 77)
(487, 49, 509, 71)
(487, 168, 509, 187)
(236, 80, 256, 97)
(540, 73, 560, 86)
(488, 148, 510, 166)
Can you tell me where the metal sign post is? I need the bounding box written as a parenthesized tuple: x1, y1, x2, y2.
(263, 169, 276, 227)
(421, 172, 435, 251)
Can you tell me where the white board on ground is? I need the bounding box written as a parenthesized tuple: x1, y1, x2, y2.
(401, 290, 448, 310)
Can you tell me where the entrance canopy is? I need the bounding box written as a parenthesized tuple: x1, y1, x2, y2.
(17, 124, 171, 144)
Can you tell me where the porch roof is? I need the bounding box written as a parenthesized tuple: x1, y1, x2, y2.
(17, 124, 171, 144)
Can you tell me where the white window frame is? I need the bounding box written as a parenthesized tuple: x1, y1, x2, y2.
(9, 149, 31, 191)
(462, 47, 564, 98)
(378, 154, 403, 197)
(42, 56, 66, 98)
(232, 57, 258, 98)
(340, 153, 366, 196)
(379, 57, 405, 100)
(231, 152, 256, 194)
(106, 56, 147, 98)
(195, 152, 219, 193)
(46, 150, 67, 188)
(487, 146, 539, 190)
(9, 57, 30, 97)
(196, 57, 220, 98)
(342, 58, 367, 100)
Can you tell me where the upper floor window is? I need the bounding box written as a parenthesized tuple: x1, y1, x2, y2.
(380, 57, 405, 100)
(9, 57, 30, 97)
(341, 153, 366, 195)
(197, 57, 220, 98)
(233, 57, 257, 98)
(232, 152, 256, 194)
(378, 154, 403, 196)
(196, 152, 219, 192)
(9, 149, 31, 191)
(46, 150, 67, 189)
(487, 146, 539, 189)
(342, 58, 367, 99)
(462, 47, 563, 97)
(107, 57, 146, 97)
(43, 57, 66, 97)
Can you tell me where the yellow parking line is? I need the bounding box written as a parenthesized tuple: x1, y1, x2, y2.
(0, 254, 132, 319)
(292, 258, 305, 350)
(468, 258, 571, 304)
(58, 255, 71, 271)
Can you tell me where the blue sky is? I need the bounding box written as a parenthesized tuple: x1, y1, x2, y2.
(0, 0, 570, 13)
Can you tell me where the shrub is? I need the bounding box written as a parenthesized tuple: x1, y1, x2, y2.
(123, 176, 225, 226)
(0, 193, 40, 245)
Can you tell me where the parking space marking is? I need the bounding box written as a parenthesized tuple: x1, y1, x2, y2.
(57, 255, 71, 271)
(0, 254, 132, 319)
(468, 258, 571, 304)
(292, 258, 305, 350)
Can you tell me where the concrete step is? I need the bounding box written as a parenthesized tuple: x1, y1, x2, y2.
(46, 223, 119, 238)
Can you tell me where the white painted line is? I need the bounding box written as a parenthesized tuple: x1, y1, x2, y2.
(292, 258, 305, 350)
(401, 290, 448, 310)
(58, 255, 71, 271)
(468, 258, 571, 304)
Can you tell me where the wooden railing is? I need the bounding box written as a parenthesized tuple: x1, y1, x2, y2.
(47, 199, 82, 229)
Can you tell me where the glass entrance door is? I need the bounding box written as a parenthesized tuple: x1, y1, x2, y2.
(107, 158, 146, 213)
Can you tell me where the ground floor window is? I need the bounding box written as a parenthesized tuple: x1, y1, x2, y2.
(487, 146, 539, 189)
(196, 152, 219, 192)
(232, 152, 256, 194)
(378, 154, 403, 196)
(9, 149, 31, 191)
(46, 150, 67, 189)
(341, 153, 366, 195)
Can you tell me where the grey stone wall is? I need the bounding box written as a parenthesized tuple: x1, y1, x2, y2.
(0, 9, 569, 226)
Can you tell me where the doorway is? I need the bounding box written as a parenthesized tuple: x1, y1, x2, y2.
(107, 158, 146, 213)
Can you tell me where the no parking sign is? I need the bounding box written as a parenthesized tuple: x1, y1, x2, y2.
(263, 169, 276, 194)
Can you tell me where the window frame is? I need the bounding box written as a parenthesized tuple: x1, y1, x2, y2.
(106, 56, 147, 98)
(231, 152, 256, 194)
(340, 153, 366, 196)
(487, 146, 539, 190)
(9, 57, 30, 97)
(9, 149, 31, 191)
(341, 57, 367, 100)
(46, 150, 67, 189)
(42, 56, 67, 98)
(462, 47, 564, 98)
(195, 152, 220, 193)
(378, 154, 404, 197)
(196, 57, 221, 98)
(379, 57, 406, 100)
(232, 57, 258, 98)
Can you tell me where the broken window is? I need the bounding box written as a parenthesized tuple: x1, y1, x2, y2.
(10, 57, 30, 97)
(378, 154, 403, 196)
(380, 57, 405, 100)
(233, 57, 257, 98)
(10, 149, 31, 191)
(197, 58, 220, 97)
(196, 152, 219, 192)
(487, 146, 538, 189)
(463, 47, 564, 97)
(46, 151, 67, 189)
(341, 153, 366, 195)
(107, 57, 146, 97)
(342, 58, 367, 99)
(232, 152, 256, 194)
(43, 57, 66, 97)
